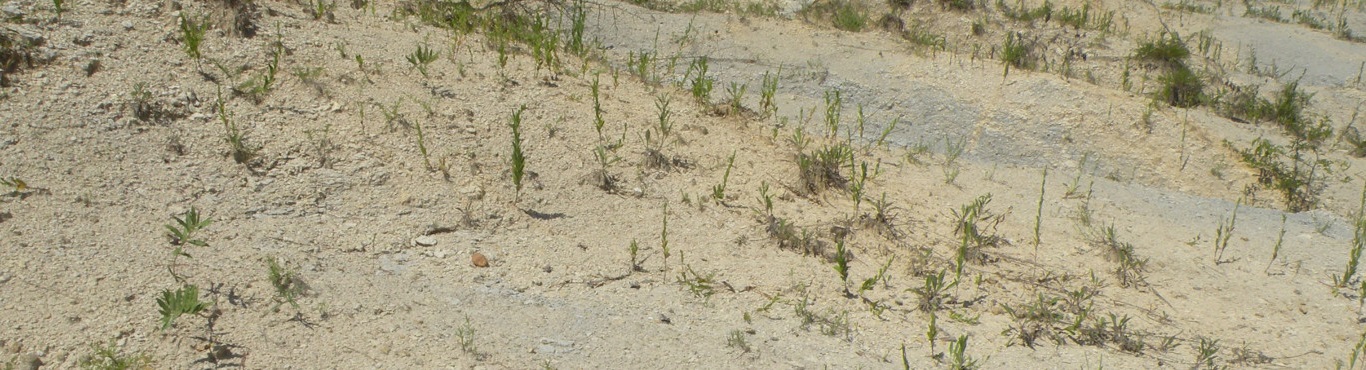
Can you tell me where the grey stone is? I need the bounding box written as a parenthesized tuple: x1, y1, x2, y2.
(413, 235, 437, 247)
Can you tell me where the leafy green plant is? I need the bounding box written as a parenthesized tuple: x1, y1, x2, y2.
(566, 0, 589, 56)
(509, 105, 527, 198)
(948, 334, 981, 369)
(51, 0, 64, 18)
(910, 269, 957, 311)
(952, 194, 1005, 280)
(406, 43, 440, 78)
(1195, 337, 1222, 369)
(760, 67, 781, 116)
(157, 284, 209, 330)
(824, 89, 842, 138)
(756, 181, 774, 216)
(179, 14, 209, 62)
(725, 82, 746, 115)
(687, 57, 713, 104)
(629, 239, 643, 272)
(166, 207, 212, 247)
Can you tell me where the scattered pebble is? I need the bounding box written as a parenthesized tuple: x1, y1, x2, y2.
(121, 21, 133, 30)
(471, 252, 489, 268)
(17, 353, 40, 370)
(413, 235, 437, 247)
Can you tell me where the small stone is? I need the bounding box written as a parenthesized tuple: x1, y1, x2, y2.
(17, 353, 40, 370)
(121, 21, 133, 30)
(414, 236, 437, 247)
(471, 252, 489, 267)
(74, 32, 94, 46)
(458, 185, 484, 200)
(1, 4, 24, 18)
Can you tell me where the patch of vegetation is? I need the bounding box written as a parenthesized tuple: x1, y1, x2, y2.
(1162, 0, 1213, 14)
(80, 340, 152, 370)
(951, 194, 1006, 277)
(801, 0, 870, 31)
(1000, 32, 1036, 77)
(797, 144, 852, 195)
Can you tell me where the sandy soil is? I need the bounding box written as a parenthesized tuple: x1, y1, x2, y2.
(3, 0, 1366, 368)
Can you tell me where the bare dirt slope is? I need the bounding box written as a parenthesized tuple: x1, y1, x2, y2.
(3, 0, 1366, 369)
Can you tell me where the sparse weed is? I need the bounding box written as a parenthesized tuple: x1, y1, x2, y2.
(1195, 337, 1222, 369)
(910, 269, 957, 311)
(686, 57, 713, 104)
(832, 239, 852, 296)
(307, 0, 337, 21)
(756, 182, 774, 216)
(456, 317, 478, 355)
(824, 89, 842, 138)
(591, 74, 605, 137)
(831, 0, 869, 31)
(1267, 214, 1287, 273)
(1033, 168, 1047, 249)
(727, 329, 752, 353)
(797, 144, 852, 195)
(1097, 224, 1148, 288)
(1213, 200, 1240, 264)
(760, 67, 781, 116)
(629, 239, 643, 272)
(80, 340, 151, 370)
(0, 177, 27, 196)
(948, 334, 982, 370)
(677, 264, 717, 300)
(1001, 32, 1033, 78)
(1337, 182, 1366, 289)
(267, 257, 306, 310)
(216, 93, 257, 163)
(952, 194, 1006, 277)
(725, 82, 746, 115)
(712, 151, 736, 201)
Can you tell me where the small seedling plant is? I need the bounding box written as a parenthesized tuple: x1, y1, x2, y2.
(0, 176, 27, 196)
(165, 207, 211, 282)
(712, 151, 737, 202)
(509, 105, 527, 200)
